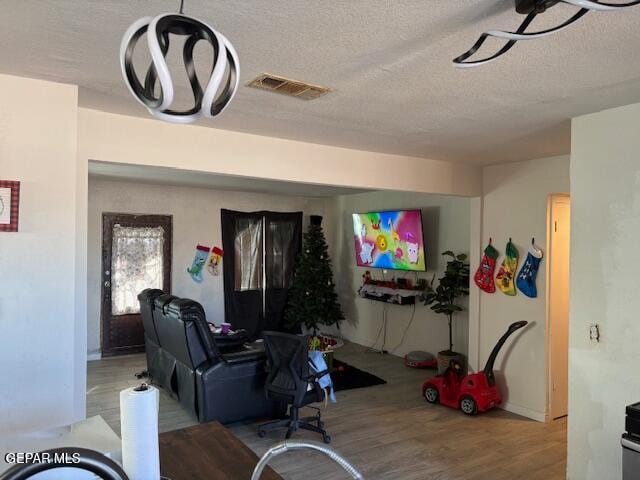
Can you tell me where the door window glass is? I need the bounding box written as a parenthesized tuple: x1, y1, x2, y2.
(234, 218, 263, 291)
(267, 220, 296, 289)
(111, 225, 165, 315)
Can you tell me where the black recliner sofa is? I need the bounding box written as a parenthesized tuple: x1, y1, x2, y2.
(138, 288, 165, 384)
(138, 290, 280, 424)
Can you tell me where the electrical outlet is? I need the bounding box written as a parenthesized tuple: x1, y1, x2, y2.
(589, 324, 600, 342)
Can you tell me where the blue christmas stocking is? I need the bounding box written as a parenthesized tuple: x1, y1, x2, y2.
(516, 245, 543, 298)
(187, 245, 210, 283)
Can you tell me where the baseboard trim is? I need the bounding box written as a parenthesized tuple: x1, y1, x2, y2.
(340, 334, 545, 421)
(500, 402, 546, 422)
(340, 333, 405, 357)
(87, 352, 102, 361)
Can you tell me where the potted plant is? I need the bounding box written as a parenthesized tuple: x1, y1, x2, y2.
(423, 251, 470, 374)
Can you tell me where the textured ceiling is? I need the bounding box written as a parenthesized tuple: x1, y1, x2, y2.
(2, 1, 640, 165)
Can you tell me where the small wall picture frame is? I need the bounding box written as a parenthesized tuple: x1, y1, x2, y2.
(0, 180, 21, 232)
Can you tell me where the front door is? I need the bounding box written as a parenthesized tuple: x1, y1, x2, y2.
(101, 213, 172, 356)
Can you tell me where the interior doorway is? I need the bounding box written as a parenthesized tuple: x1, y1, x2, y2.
(547, 194, 570, 420)
(101, 213, 172, 356)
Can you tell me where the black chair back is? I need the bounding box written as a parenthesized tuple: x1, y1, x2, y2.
(154, 299, 208, 369)
(138, 289, 164, 345)
(137, 289, 166, 383)
(263, 331, 310, 407)
(165, 298, 221, 363)
(151, 294, 177, 345)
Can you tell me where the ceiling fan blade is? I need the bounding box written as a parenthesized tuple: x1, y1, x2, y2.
(562, 0, 640, 11)
(452, 0, 640, 68)
(452, 12, 538, 68)
(486, 8, 588, 40)
(452, 7, 590, 68)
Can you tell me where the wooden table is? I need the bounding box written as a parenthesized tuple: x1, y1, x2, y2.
(159, 422, 283, 480)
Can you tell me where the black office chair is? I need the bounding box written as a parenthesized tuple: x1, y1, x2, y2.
(258, 331, 332, 444)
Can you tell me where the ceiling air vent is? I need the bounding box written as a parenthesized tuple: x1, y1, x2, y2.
(247, 73, 331, 100)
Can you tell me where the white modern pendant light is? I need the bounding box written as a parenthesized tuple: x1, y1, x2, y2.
(453, 0, 640, 68)
(120, 0, 239, 124)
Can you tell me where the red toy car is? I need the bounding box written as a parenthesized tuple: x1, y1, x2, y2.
(422, 321, 528, 415)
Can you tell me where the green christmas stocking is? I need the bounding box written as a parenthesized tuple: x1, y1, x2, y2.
(496, 239, 518, 296)
(187, 245, 210, 283)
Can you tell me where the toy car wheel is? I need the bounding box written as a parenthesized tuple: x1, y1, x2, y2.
(424, 386, 439, 404)
(460, 396, 478, 415)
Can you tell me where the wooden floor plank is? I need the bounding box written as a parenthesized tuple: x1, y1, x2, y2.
(87, 341, 566, 480)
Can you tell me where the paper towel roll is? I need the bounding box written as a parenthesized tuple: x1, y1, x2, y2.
(120, 384, 160, 480)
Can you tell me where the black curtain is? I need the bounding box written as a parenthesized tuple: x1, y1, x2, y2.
(221, 209, 302, 339)
(264, 211, 303, 332)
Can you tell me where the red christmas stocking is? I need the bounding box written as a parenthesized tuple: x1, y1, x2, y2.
(474, 242, 499, 293)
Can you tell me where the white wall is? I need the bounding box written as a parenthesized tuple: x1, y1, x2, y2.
(0, 75, 81, 433)
(476, 155, 569, 421)
(331, 191, 471, 358)
(568, 102, 640, 479)
(77, 107, 482, 357)
(88, 180, 472, 361)
(78, 109, 481, 197)
(1, 74, 483, 436)
(87, 178, 329, 356)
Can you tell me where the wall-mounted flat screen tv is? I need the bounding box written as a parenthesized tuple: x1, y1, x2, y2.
(352, 209, 426, 271)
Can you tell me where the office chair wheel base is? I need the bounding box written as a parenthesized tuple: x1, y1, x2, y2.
(318, 420, 325, 429)
(323, 435, 331, 444)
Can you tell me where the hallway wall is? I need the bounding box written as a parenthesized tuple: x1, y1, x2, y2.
(0, 75, 82, 433)
(475, 155, 570, 421)
(568, 101, 640, 479)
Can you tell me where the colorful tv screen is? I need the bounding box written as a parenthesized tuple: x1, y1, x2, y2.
(352, 209, 426, 271)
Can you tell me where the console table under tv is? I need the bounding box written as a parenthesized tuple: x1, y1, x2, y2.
(358, 282, 422, 354)
(358, 283, 422, 305)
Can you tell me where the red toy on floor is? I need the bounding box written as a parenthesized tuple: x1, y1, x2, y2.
(405, 351, 437, 369)
(422, 321, 528, 415)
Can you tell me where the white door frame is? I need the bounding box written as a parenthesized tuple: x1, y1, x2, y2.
(545, 193, 571, 421)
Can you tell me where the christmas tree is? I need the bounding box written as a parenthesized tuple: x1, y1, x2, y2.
(284, 215, 344, 335)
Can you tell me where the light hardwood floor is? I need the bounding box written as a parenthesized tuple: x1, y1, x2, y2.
(87, 342, 567, 480)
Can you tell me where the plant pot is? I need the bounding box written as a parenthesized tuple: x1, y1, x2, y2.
(437, 350, 466, 375)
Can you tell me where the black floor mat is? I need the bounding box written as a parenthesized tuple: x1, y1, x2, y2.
(331, 359, 386, 392)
